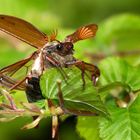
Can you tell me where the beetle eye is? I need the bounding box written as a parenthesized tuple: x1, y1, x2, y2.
(47, 50, 51, 54)
(56, 44, 62, 50)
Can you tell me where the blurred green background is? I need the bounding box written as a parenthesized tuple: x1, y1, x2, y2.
(0, 0, 140, 140)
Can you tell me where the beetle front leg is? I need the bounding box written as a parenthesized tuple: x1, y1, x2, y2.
(66, 60, 100, 86)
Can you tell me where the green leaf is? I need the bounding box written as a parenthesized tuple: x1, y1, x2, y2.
(77, 116, 101, 140)
(40, 67, 108, 115)
(97, 14, 140, 49)
(99, 94, 140, 140)
(99, 57, 140, 92)
(94, 14, 140, 65)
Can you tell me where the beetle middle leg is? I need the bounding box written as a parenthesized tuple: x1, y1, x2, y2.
(66, 60, 100, 86)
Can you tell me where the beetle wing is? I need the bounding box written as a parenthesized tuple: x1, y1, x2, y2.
(0, 52, 36, 77)
(0, 15, 48, 48)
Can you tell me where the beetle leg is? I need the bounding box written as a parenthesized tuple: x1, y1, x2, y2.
(66, 60, 100, 86)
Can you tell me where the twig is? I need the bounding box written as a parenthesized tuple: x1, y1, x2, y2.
(85, 50, 140, 61)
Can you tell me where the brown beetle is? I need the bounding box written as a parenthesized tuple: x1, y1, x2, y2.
(0, 15, 99, 92)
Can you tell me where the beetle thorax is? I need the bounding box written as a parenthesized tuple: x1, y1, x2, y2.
(43, 41, 76, 68)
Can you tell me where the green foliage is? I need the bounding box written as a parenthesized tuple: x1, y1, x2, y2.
(38, 55, 140, 140)
(99, 57, 140, 92)
(76, 57, 140, 140)
(92, 14, 140, 65)
(97, 14, 140, 46)
(0, 2, 140, 139)
(77, 117, 101, 140)
(40, 67, 107, 115)
(99, 94, 140, 140)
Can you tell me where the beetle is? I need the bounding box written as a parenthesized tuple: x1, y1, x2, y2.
(0, 15, 100, 101)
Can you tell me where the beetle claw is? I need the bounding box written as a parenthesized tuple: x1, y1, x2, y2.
(92, 75, 99, 86)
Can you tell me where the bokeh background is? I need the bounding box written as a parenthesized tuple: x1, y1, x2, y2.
(0, 0, 140, 140)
